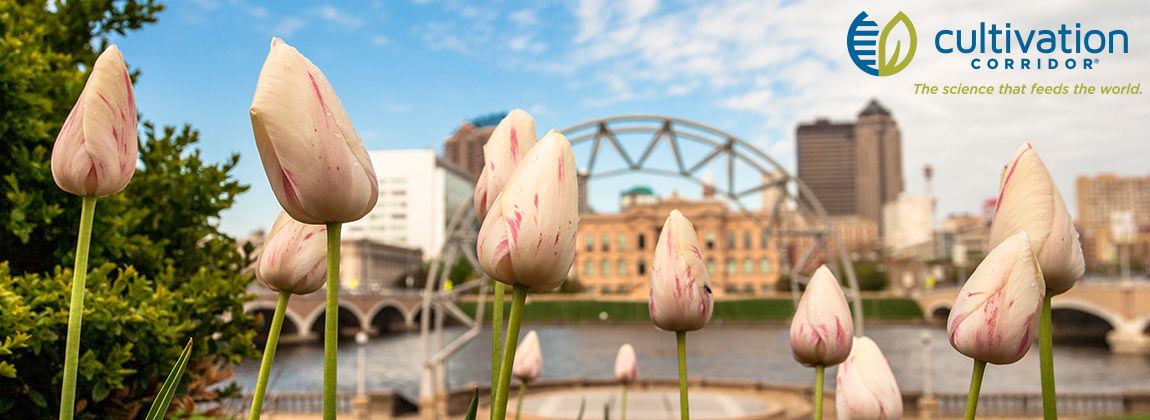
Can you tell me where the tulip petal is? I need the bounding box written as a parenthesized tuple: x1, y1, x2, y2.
(836, 337, 902, 420)
(649, 210, 713, 332)
(257, 211, 329, 295)
(250, 38, 378, 224)
(475, 109, 537, 221)
(52, 45, 138, 197)
(988, 143, 1084, 295)
(948, 231, 1045, 364)
(790, 265, 853, 366)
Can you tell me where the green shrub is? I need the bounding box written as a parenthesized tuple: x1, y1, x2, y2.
(0, 263, 256, 418)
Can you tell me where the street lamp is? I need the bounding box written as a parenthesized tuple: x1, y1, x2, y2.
(356, 331, 369, 396)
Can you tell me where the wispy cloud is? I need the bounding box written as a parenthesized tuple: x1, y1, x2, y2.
(510, 9, 538, 26)
(314, 5, 365, 30)
(371, 35, 392, 47)
(274, 17, 306, 36)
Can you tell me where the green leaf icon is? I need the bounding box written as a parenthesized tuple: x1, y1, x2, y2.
(878, 12, 916, 76)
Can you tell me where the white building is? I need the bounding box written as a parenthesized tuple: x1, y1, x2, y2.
(882, 193, 934, 252)
(344, 149, 473, 259)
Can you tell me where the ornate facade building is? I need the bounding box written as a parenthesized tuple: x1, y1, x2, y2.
(575, 189, 781, 297)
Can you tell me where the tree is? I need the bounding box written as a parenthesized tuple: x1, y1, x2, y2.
(0, 1, 258, 417)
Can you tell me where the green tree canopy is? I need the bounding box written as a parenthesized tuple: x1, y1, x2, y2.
(0, 1, 258, 417)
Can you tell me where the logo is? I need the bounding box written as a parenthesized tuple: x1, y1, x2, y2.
(847, 11, 917, 76)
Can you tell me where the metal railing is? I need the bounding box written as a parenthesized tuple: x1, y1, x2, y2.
(934, 392, 1127, 417)
(219, 392, 354, 414)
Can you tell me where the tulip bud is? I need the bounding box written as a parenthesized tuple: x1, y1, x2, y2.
(948, 231, 1045, 365)
(512, 330, 542, 383)
(988, 143, 1084, 295)
(475, 109, 537, 221)
(250, 38, 378, 224)
(51, 45, 138, 197)
(477, 130, 579, 291)
(257, 212, 329, 295)
(790, 265, 853, 367)
(649, 210, 713, 332)
(614, 343, 637, 383)
(835, 337, 902, 420)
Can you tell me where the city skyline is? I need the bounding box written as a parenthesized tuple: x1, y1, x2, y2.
(106, 0, 1150, 236)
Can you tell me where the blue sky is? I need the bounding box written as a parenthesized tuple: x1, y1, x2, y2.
(109, 0, 1150, 236)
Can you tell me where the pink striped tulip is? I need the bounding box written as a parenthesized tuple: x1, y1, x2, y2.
(512, 330, 542, 383)
(250, 38, 378, 224)
(614, 343, 637, 383)
(257, 212, 329, 295)
(51, 45, 138, 197)
(790, 265, 853, 367)
(835, 337, 902, 420)
(474, 109, 537, 221)
(988, 143, 1084, 295)
(649, 210, 713, 332)
(948, 231, 1045, 365)
(477, 130, 579, 291)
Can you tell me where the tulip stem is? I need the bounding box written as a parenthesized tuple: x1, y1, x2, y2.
(621, 383, 629, 420)
(492, 281, 506, 405)
(1039, 293, 1057, 420)
(813, 365, 825, 420)
(59, 196, 97, 420)
(492, 285, 528, 420)
(323, 222, 342, 420)
(676, 331, 689, 420)
(964, 359, 986, 420)
(249, 290, 291, 420)
(514, 380, 526, 420)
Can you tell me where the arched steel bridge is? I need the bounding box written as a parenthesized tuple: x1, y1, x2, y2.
(414, 115, 863, 418)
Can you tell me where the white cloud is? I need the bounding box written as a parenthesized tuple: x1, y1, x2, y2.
(510, 9, 538, 26)
(371, 35, 391, 47)
(314, 5, 365, 30)
(274, 17, 306, 36)
(553, 0, 1150, 218)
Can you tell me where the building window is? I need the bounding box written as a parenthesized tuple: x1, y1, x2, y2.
(585, 234, 594, 252)
(618, 260, 628, 276)
(743, 283, 754, 293)
(584, 260, 595, 277)
(743, 258, 754, 274)
(638, 260, 647, 276)
(725, 259, 737, 276)
(760, 258, 771, 274)
(706, 258, 716, 275)
(638, 233, 646, 250)
(726, 232, 736, 249)
(601, 260, 611, 276)
(760, 229, 769, 248)
(601, 234, 610, 251)
(743, 231, 752, 249)
(617, 234, 626, 251)
(705, 232, 716, 250)
(601, 286, 611, 294)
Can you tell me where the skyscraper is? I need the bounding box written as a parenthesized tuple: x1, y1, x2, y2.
(442, 112, 506, 180)
(796, 99, 904, 236)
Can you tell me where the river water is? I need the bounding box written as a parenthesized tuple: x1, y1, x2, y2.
(233, 324, 1150, 400)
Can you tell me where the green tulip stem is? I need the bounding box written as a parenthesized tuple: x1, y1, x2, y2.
(59, 196, 97, 420)
(492, 282, 506, 403)
(323, 222, 342, 420)
(964, 359, 987, 420)
(492, 285, 527, 420)
(621, 382, 629, 420)
(1040, 292, 1057, 420)
(814, 364, 825, 420)
(249, 290, 291, 420)
(514, 380, 526, 420)
(676, 331, 689, 420)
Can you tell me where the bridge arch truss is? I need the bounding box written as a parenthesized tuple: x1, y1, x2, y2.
(418, 115, 862, 418)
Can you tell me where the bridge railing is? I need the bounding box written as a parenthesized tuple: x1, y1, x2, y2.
(217, 391, 354, 414)
(933, 392, 1128, 417)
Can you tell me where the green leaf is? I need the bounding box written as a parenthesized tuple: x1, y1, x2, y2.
(877, 11, 917, 76)
(144, 338, 193, 420)
(463, 387, 479, 420)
